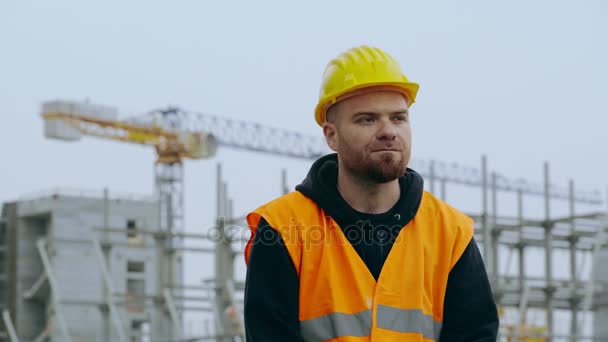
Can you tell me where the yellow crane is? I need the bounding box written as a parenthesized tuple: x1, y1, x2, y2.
(40, 98, 604, 235)
(42, 100, 222, 241)
(41, 99, 328, 233)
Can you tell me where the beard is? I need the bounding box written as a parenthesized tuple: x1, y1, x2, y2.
(339, 144, 409, 183)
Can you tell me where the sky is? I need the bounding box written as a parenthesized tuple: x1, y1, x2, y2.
(1, 0, 607, 337)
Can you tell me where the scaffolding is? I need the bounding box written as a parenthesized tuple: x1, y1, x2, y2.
(419, 157, 608, 341)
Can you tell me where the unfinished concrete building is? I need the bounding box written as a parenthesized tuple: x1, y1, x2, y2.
(0, 189, 182, 342)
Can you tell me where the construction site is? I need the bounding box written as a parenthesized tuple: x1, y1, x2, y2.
(0, 99, 605, 341)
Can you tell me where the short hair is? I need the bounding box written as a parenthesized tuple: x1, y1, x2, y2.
(325, 103, 339, 124)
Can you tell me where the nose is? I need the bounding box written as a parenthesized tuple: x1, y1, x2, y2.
(376, 117, 397, 141)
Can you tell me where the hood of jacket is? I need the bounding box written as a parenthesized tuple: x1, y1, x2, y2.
(295, 153, 424, 229)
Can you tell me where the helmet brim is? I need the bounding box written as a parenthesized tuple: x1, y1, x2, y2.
(314, 82, 419, 126)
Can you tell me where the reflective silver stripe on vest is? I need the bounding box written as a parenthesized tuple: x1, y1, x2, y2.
(376, 305, 442, 341)
(301, 309, 372, 341)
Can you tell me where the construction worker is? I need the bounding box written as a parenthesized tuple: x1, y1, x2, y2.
(243, 45, 499, 341)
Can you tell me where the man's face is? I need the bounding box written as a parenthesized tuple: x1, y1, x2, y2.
(323, 90, 412, 183)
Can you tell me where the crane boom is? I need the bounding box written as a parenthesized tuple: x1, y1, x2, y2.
(43, 112, 172, 146)
(41, 99, 603, 207)
(133, 107, 603, 204)
(42, 107, 217, 164)
(138, 107, 330, 160)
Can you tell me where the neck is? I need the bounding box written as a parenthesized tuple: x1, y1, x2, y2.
(336, 162, 401, 214)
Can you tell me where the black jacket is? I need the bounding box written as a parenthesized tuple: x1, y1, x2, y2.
(244, 154, 499, 341)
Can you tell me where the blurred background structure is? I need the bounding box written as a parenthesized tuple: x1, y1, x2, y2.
(0, 100, 606, 341)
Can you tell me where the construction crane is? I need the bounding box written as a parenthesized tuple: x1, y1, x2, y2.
(41, 99, 604, 206)
(41, 100, 329, 236)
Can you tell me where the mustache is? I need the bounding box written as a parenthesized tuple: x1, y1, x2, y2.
(370, 143, 404, 152)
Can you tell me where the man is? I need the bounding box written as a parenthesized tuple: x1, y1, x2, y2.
(243, 45, 499, 341)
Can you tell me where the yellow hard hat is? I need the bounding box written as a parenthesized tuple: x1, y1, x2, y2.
(314, 45, 419, 126)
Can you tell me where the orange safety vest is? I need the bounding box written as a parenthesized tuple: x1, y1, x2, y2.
(245, 190, 473, 342)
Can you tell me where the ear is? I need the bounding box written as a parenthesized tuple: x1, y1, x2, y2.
(323, 122, 338, 152)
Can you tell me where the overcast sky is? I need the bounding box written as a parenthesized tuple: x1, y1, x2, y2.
(1, 0, 607, 336)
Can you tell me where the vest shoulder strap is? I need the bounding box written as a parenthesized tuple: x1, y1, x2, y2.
(244, 191, 317, 268)
(419, 191, 475, 270)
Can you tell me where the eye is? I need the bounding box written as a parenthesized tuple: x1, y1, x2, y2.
(357, 116, 375, 124)
(393, 115, 408, 123)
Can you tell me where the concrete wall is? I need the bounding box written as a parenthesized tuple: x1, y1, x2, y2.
(15, 216, 47, 340)
(1, 192, 181, 342)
